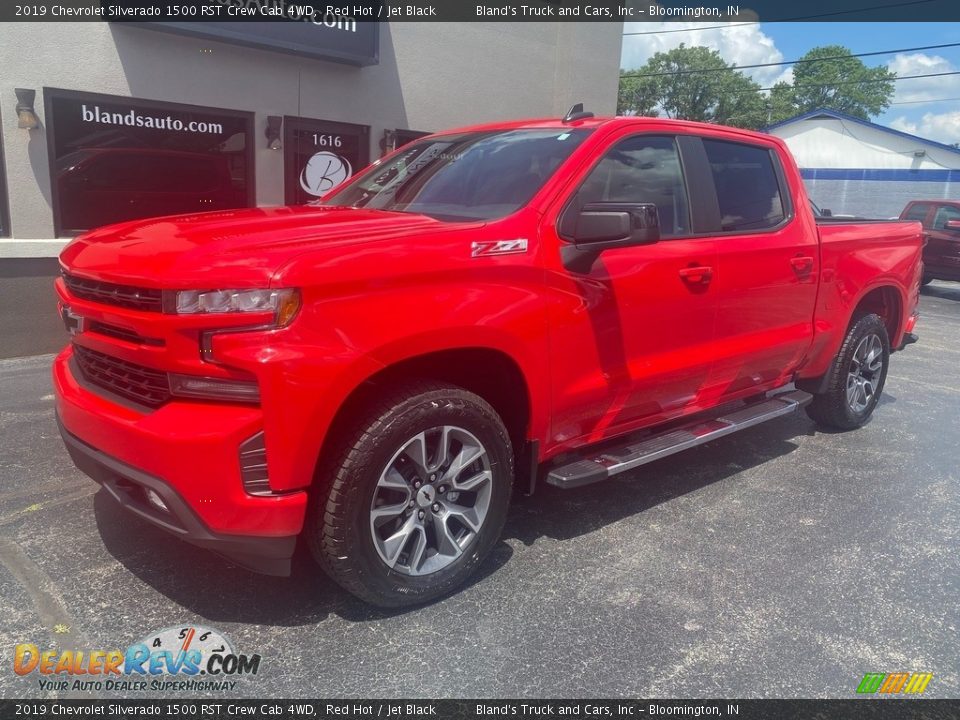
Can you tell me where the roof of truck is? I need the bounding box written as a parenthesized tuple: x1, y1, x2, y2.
(434, 115, 780, 145)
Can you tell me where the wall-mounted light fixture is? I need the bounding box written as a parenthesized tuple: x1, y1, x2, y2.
(15, 88, 40, 130)
(381, 129, 398, 156)
(265, 116, 283, 151)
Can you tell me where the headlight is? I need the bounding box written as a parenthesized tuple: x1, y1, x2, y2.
(171, 288, 300, 327)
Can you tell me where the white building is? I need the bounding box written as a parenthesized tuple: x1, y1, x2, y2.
(766, 108, 960, 218)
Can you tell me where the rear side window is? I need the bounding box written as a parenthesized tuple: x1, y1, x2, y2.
(903, 203, 931, 224)
(566, 135, 690, 238)
(703, 139, 786, 232)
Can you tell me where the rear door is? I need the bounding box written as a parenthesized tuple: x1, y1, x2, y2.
(699, 136, 820, 401)
(542, 131, 720, 449)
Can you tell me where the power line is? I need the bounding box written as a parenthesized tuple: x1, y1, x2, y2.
(755, 69, 960, 93)
(890, 96, 960, 105)
(621, 0, 938, 35)
(623, 22, 754, 36)
(620, 42, 960, 79)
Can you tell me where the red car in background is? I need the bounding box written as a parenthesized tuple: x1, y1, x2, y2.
(900, 200, 960, 284)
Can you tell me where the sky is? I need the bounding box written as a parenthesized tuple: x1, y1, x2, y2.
(620, 21, 960, 143)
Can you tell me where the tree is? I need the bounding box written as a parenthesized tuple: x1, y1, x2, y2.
(618, 45, 767, 129)
(790, 45, 896, 119)
(617, 70, 659, 117)
(766, 82, 798, 125)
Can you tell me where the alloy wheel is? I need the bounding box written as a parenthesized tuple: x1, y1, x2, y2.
(369, 425, 492, 576)
(846, 333, 884, 413)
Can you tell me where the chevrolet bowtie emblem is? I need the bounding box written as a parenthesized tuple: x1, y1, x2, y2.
(61, 306, 85, 336)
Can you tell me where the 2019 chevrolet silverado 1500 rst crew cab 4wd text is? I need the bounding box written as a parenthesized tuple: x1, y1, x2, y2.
(53, 109, 923, 607)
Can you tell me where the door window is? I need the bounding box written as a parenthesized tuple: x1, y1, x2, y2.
(702, 139, 786, 232)
(932, 205, 960, 230)
(564, 135, 690, 238)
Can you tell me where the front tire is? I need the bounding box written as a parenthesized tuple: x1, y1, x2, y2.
(805, 313, 890, 430)
(308, 381, 513, 607)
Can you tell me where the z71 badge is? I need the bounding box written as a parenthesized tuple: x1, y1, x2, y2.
(471, 239, 528, 257)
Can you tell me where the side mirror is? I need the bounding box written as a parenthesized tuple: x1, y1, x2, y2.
(562, 202, 660, 272)
(820, 208, 833, 217)
(945, 219, 960, 231)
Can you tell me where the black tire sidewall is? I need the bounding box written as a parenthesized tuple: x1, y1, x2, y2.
(837, 314, 891, 427)
(325, 388, 512, 606)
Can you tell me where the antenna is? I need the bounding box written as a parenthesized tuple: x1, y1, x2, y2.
(563, 103, 595, 123)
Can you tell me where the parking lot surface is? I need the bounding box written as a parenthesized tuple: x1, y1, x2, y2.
(2, 284, 958, 699)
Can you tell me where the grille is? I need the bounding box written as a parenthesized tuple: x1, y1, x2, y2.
(63, 273, 163, 312)
(88, 321, 164, 347)
(73, 345, 170, 408)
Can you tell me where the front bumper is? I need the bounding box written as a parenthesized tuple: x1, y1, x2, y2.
(58, 418, 297, 575)
(53, 347, 307, 575)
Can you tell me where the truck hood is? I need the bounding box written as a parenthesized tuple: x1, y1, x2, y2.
(59, 206, 455, 288)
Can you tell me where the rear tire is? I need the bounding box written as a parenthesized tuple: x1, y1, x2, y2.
(307, 381, 513, 607)
(805, 313, 890, 431)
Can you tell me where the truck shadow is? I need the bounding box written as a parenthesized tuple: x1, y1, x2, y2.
(506, 412, 816, 546)
(94, 412, 819, 626)
(921, 283, 960, 302)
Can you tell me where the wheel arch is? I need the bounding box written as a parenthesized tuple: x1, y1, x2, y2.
(312, 346, 535, 490)
(798, 282, 903, 395)
(851, 283, 903, 346)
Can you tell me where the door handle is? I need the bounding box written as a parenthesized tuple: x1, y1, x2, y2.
(679, 266, 713, 284)
(790, 256, 814, 275)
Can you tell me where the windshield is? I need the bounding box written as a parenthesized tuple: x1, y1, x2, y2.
(321, 128, 592, 221)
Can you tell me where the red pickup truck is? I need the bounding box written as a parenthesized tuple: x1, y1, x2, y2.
(54, 110, 923, 607)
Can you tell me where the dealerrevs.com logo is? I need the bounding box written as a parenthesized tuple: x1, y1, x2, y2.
(14, 625, 261, 693)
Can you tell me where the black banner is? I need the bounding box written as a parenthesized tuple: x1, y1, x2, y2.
(2, 700, 960, 720)
(2, 0, 959, 22)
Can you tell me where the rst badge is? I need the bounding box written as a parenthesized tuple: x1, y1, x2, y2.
(61, 306, 85, 336)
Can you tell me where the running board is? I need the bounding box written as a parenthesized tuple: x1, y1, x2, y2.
(545, 390, 812, 489)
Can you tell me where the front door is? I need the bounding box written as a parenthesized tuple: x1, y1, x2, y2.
(544, 133, 720, 450)
(283, 116, 370, 205)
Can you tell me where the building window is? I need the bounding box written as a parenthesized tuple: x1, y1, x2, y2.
(283, 116, 370, 205)
(0, 108, 9, 238)
(703, 139, 786, 232)
(44, 89, 254, 237)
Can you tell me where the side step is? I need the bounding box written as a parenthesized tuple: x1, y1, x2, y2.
(545, 390, 812, 489)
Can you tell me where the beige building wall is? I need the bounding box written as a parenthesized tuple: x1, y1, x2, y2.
(0, 21, 623, 255)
